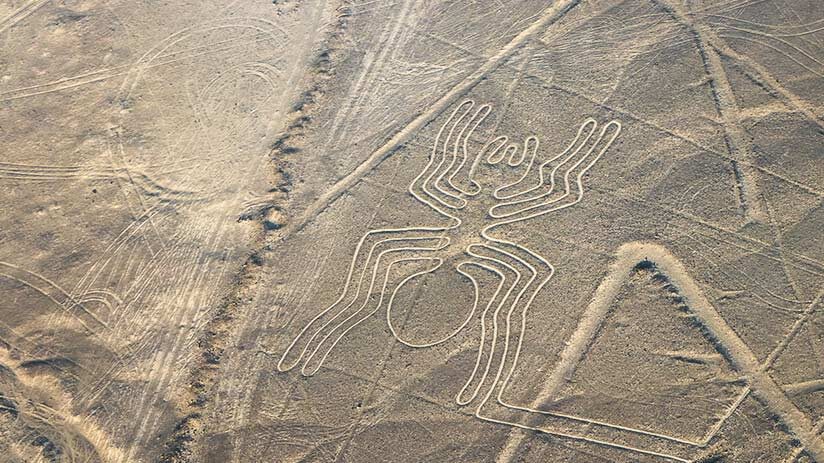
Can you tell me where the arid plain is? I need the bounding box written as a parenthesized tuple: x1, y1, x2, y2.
(1, 0, 823, 462)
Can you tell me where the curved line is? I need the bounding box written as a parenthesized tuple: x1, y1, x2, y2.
(387, 261, 479, 348)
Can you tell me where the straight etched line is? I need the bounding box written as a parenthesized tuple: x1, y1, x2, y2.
(655, 0, 767, 223)
(279, 0, 582, 239)
(496, 243, 824, 463)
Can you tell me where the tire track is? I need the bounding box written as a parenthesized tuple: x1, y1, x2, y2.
(154, 2, 341, 461)
(0, 0, 49, 34)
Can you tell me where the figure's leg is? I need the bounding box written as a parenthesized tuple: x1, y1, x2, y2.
(473, 241, 693, 463)
(488, 241, 554, 409)
(277, 228, 445, 373)
(454, 243, 538, 408)
(299, 246, 446, 375)
(470, 241, 544, 406)
(454, 254, 519, 406)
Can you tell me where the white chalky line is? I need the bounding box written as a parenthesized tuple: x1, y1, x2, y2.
(297, 239, 450, 376)
(434, 104, 493, 201)
(278, 100, 722, 461)
(279, 101, 499, 372)
(452, 260, 507, 406)
(278, 101, 483, 373)
(458, 243, 528, 406)
(279, 101, 505, 377)
(277, 235, 450, 375)
(454, 121, 701, 462)
(465, 122, 697, 452)
(277, 99, 662, 454)
(489, 120, 598, 215)
(387, 260, 482, 349)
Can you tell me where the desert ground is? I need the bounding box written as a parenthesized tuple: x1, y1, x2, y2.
(1, 0, 823, 462)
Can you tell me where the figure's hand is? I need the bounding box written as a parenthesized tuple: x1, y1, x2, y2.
(478, 118, 621, 221)
(464, 134, 538, 196)
(410, 100, 492, 212)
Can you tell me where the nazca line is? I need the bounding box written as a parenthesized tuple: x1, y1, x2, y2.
(495, 242, 824, 463)
(276, 102, 771, 460)
(277, 99, 620, 375)
(277, 100, 824, 461)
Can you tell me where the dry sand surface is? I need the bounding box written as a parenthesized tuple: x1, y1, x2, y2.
(1, 0, 823, 462)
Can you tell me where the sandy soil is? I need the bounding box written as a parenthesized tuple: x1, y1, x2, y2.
(1, 0, 823, 462)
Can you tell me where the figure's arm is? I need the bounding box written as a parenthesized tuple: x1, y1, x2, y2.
(489, 119, 622, 222)
(410, 100, 489, 213)
(438, 102, 491, 197)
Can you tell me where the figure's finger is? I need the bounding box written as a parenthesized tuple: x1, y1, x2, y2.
(489, 143, 517, 165)
(492, 136, 540, 200)
(507, 136, 536, 167)
(472, 142, 519, 194)
(487, 118, 598, 219)
(576, 119, 621, 179)
(464, 135, 508, 194)
(473, 136, 507, 171)
(442, 103, 492, 195)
